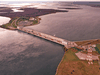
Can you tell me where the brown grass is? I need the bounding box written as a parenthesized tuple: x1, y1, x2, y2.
(75, 39, 100, 46)
(56, 60, 100, 75)
(92, 51, 99, 55)
(56, 49, 100, 75)
(70, 48, 78, 53)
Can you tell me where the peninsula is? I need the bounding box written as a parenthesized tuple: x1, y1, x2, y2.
(0, 17, 40, 30)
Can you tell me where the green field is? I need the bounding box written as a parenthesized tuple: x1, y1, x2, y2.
(62, 49, 79, 62)
(95, 44, 100, 54)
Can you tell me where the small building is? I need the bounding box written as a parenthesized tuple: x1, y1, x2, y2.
(29, 17, 37, 20)
(75, 52, 99, 61)
(92, 45, 96, 47)
(92, 47, 96, 51)
(82, 46, 87, 50)
(88, 48, 92, 53)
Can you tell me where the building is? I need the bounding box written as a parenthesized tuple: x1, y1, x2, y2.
(29, 17, 36, 20)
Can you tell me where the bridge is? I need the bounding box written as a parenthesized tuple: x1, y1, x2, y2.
(17, 26, 78, 49)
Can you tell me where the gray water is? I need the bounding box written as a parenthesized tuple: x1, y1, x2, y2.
(0, 4, 100, 75)
(0, 28, 64, 75)
(26, 5, 100, 41)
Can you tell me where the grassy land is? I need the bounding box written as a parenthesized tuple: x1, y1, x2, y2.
(12, 19, 17, 28)
(16, 17, 39, 26)
(16, 17, 29, 25)
(1, 23, 11, 28)
(95, 44, 100, 54)
(1, 18, 17, 29)
(1, 17, 40, 29)
(32, 17, 40, 25)
(62, 49, 79, 62)
(56, 48, 100, 75)
(32, 19, 38, 24)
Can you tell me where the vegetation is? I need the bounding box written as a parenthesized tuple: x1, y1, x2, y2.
(95, 44, 100, 54)
(12, 21, 17, 28)
(1, 18, 17, 29)
(16, 17, 39, 26)
(16, 17, 29, 25)
(72, 47, 82, 52)
(1, 17, 40, 29)
(62, 49, 79, 62)
(82, 50, 88, 54)
(1, 23, 11, 28)
(32, 19, 38, 24)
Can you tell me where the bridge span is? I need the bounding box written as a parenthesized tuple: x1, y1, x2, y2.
(17, 26, 78, 49)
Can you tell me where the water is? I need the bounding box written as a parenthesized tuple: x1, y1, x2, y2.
(0, 16, 11, 25)
(26, 5, 100, 41)
(0, 3, 100, 75)
(0, 28, 64, 75)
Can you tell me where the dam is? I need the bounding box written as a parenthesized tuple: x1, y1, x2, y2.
(17, 26, 78, 49)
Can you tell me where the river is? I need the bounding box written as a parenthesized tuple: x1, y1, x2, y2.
(0, 3, 100, 75)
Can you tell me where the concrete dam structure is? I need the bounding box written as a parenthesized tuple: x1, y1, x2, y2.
(17, 26, 78, 49)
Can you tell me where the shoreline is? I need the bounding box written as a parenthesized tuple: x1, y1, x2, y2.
(55, 52, 66, 75)
(0, 7, 68, 18)
(55, 48, 100, 75)
(0, 17, 41, 30)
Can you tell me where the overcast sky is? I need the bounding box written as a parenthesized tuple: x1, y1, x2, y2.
(0, 0, 100, 1)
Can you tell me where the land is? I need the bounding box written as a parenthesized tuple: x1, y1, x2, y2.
(0, 17, 40, 30)
(75, 39, 100, 46)
(58, 7, 81, 9)
(56, 39, 100, 75)
(56, 48, 100, 75)
(0, 7, 68, 18)
(0, 7, 68, 29)
(73, 2, 100, 8)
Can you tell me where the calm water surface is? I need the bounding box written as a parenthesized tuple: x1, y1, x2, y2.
(27, 5, 100, 41)
(0, 4, 100, 75)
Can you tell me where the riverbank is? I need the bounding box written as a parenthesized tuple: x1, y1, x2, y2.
(56, 39, 100, 75)
(55, 48, 100, 75)
(75, 39, 100, 46)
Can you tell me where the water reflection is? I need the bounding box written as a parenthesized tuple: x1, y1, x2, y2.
(0, 26, 64, 75)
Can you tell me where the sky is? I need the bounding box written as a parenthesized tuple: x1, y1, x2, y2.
(0, 0, 100, 1)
